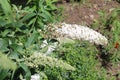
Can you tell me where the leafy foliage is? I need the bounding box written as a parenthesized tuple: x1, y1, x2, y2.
(0, 0, 120, 80)
(0, 52, 17, 70)
(105, 9, 120, 62)
(0, 0, 62, 79)
(92, 9, 120, 63)
(43, 41, 111, 80)
(0, 52, 17, 80)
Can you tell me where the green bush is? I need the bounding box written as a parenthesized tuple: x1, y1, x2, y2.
(43, 41, 110, 80)
(105, 9, 120, 63)
(92, 9, 120, 63)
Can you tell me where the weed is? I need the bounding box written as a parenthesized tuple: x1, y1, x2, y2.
(91, 9, 120, 65)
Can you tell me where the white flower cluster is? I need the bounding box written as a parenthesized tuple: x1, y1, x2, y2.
(53, 23, 108, 45)
(23, 74, 40, 80)
(31, 74, 40, 80)
(25, 52, 75, 71)
(40, 40, 58, 55)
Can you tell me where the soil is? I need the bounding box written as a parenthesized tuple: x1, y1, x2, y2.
(57, 0, 120, 79)
(57, 0, 120, 25)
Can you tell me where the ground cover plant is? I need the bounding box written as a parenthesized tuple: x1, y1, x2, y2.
(0, 0, 120, 80)
(46, 41, 110, 80)
(91, 8, 120, 62)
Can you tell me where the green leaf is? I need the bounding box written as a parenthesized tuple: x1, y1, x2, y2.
(26, 0, 32, 4)
(0, 0, 11, 15)
(20, 13, 36, 22)
(1, 29, 12, 37)
(48, 5, 57, 10)
(19, 63, 31, 80)
(40, 46, 48, 53)
(28, 18, 36, 26)
(13, 22, 24, 28)
(98, 11, 105, 17)
(9, 51, 19, 60)
(0, 19, 7, 26)
(0, 52, 17, 70)
(0, 39, 9, 52)
(0, 69, 9, 80)
(37, 18, 44, 29)
(57, 37, 75, 44)
(25, 33, 38, 48)
(40, 11, 53, 22)
(0, 0, 14, 23)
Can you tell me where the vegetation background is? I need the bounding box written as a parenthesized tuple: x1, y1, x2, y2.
(0, 0, 120, 80)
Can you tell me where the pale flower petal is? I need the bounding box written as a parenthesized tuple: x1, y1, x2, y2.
(50, 23, 108, 45)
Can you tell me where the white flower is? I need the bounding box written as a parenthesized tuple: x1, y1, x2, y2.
(31, 74, 40, 80)
(25, 52, 75, 70)
(40, 40, 48, 48)
(45, 42, 58, 55)
(52, 23, 108, 45)
(40, 40, 58, 55)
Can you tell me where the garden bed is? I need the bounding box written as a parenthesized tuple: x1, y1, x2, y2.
(57, 0, 120, 79)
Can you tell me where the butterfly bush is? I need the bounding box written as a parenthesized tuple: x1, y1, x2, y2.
(48, 23, 108, 45)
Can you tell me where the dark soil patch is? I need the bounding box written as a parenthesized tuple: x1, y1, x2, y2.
(57, 0, 120, 25)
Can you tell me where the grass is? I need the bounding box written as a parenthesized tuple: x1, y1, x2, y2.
(91, 9, 120, 63)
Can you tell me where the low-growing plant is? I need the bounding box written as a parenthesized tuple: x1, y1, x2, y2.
(105, 9, 120, 63)
(42, 41, 112, 80)
(91, 9, 120, 64)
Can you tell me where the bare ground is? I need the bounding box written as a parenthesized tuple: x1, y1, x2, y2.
(57, 0, 120, 25)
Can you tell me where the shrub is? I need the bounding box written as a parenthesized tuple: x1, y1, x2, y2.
(91, 9, 120, 63)
(43, 41, 109, 80)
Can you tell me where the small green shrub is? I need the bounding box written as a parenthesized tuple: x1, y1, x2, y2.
(105, 9, 120, 63)
(92, 9, 120, 63)
(43, 41, 109, 80)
